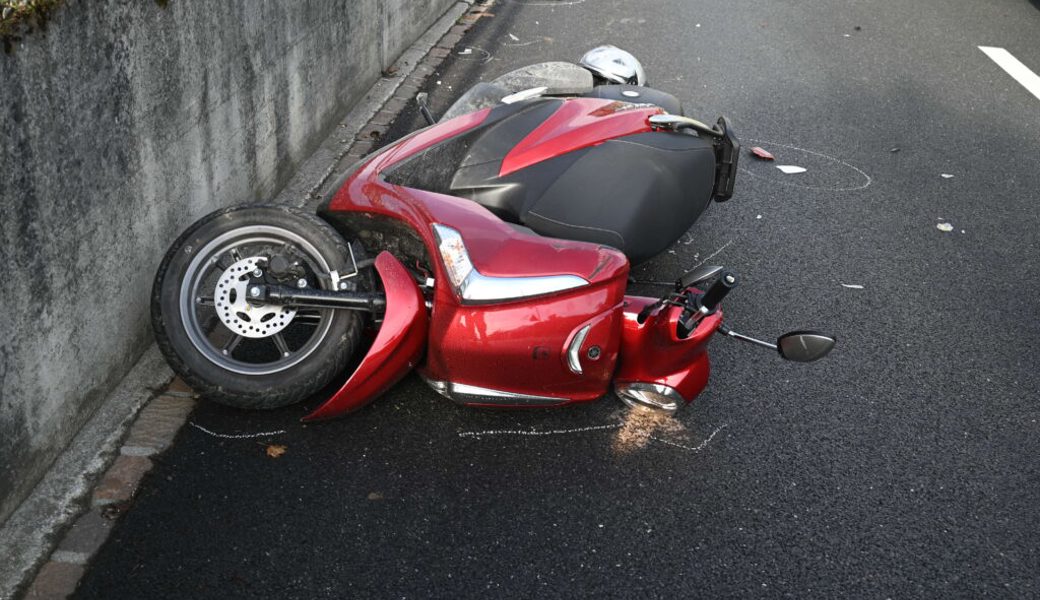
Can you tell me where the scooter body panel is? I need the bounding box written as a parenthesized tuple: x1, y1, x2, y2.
(316, 96, 717, 411)
(614, 295, 722, 404)
(499, 97, 660, 176)
(302, 252, 428, 421)
(420, 284, 626, 405)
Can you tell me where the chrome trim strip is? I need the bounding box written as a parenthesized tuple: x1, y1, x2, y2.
(461, 271, 588, 302)
(432, 223, 589, 303)
(566, 325, 591, 375)
(421, 378, 567, 406)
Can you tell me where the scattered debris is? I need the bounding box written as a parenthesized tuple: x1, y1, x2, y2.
(756, 214, 762, 219)
(458, 48, 472, 55)
(937, 222, 954, 232)
(777, 165, 807, 174)
(750, 146, 775, 160)
(941, 173, 954, 179)
(612, 407, 684, 453)
(367, 492, 384, 501)
(854, 25, 862, 31)
(265, 444, 287, 458)
(841, 284, 865, 289)
(381, 65, 398, 77)
(101, 500, 133, 520)
(509, 33, 519, 41)
(890, 147, 900, 153)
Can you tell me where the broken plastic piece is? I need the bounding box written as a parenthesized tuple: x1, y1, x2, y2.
(750, 146, 775, 161)
(776, 165, 807, 174)
(937, 223, 954, 232)
(941, 173, 954, 179)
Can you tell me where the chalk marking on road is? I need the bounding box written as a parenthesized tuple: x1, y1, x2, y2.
(460, 421, 727, 454)
(692, 240, 734, 268)
(740, 138, 872, 192)
(503, 36, 551, 48)
(459, 423, 623, 438)
(649, 425, 727, 452)
(979, 46, 1040, 102)
(190, 422, 286, 439)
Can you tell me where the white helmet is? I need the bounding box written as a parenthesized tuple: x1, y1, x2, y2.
(578, 45, 647, 86)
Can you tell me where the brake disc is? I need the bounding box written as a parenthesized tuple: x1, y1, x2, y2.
(214, 257, 297, 339)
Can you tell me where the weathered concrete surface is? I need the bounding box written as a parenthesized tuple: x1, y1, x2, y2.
(0, 0, 454, 528)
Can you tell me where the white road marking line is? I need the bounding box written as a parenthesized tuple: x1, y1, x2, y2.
(979, 46, 1040, 102)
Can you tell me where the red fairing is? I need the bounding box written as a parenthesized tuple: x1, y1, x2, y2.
(302, 252, 428, 421)
(499, 98, 663, 177)
(614, 296, 723, 403)
(421, 285, 626, 403)
(326, 174, 630, 402)
(324, 105, 632, 405)
(327, 107, 630, 284)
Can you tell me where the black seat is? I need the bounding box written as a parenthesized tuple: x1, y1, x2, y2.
(454, 128, 717, 264)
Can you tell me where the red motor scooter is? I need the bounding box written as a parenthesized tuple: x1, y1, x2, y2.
(152, 55, 835, 420)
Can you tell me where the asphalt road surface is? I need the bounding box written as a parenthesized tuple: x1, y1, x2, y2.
(74, 0, 1040, 598)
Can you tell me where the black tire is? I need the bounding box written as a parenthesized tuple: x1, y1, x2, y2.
(151, 205, 367, 409)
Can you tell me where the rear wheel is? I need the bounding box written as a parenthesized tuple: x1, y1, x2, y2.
(152, 205, 368, 409)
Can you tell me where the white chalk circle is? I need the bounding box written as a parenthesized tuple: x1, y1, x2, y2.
(740, 138, 872, 192)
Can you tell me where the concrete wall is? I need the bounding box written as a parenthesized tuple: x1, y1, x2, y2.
(0, 0, 455, 525)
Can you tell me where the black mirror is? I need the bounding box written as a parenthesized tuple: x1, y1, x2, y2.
(777, 331, 836, 362)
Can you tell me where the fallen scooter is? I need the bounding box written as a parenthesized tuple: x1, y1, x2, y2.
(151, 47, 835, 419)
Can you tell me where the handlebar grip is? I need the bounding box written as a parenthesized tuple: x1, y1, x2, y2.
(699, 271, 738, 313)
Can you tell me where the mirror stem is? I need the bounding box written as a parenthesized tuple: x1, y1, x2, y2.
(416, 93, 435, 126)
(718, 323, 777, 350)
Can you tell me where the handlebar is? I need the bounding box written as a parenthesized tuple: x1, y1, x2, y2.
(676, 270, 738, 337)
(698, 271, 738, 313)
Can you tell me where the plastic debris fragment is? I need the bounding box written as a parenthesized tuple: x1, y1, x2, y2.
(750, 146, 775, 160)
(937, 223, 954, 232)
(776, 165, 807, 174)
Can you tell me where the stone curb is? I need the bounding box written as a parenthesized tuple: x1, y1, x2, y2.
(18, 2, 493, 598)
(20, 378, 198, 600)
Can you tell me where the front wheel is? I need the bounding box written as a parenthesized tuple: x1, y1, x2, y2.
(152, 205, 367, 409)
